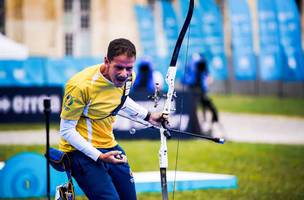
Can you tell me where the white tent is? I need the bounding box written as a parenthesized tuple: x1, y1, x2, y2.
(0, 33, 29, 60)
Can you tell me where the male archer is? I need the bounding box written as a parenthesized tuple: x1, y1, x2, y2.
(58, 38, 164, 199)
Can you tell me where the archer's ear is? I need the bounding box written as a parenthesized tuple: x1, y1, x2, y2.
(104, 57, 110, 66)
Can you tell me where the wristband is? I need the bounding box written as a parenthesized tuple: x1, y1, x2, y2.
(144, 111, 151, 121)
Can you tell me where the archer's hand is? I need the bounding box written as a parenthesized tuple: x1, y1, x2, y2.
(148, 112, 169, 128)
(98, 150, 127, 164)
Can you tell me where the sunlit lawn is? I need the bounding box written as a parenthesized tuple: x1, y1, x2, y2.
(212, 94, 304, 118)
(1, 140, 303, 199)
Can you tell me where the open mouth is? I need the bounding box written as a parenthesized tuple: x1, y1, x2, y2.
(116, 78, 127, 85)
(117, 79, 126, 83)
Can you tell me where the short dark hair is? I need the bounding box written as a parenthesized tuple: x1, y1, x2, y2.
(107, 38, 136, 61)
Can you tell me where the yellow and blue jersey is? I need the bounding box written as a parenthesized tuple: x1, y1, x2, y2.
(59, 64, 135, 152)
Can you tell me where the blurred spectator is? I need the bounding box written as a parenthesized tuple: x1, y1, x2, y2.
(133, 58, 164, 92)
(185, 53, 219, 134)
(133, 59, 154, 92)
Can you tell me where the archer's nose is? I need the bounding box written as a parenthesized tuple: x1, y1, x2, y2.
(122, 69, 132, 78)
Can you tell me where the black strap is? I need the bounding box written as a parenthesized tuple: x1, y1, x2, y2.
(63, 155, 73, 181)
(111, 77, 132, 116)
(82, 76, 132, 120)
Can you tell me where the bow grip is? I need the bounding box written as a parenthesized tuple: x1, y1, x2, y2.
(161, 116, 171, 139)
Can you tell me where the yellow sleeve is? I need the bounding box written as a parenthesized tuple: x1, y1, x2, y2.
(60, 83, 87, 120)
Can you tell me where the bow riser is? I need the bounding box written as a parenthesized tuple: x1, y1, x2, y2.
(163, 66, 177, 114)
(159, 127, 168, 168)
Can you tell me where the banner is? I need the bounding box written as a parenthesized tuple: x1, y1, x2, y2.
(0, 57, 101, 87)
(178, 0, 205, 56)
(134, 4, 158, 60)
(275, 0, 304, 81)
(198, 0, 228, 80)
(134, 4, 169, 85)
(159, 1, 186, 80)
(0, 87, 200, 139)
(0, 87, 63, 123)
(228, 0, 256, 80)
(0, 58, 46, 86)
(0, 60, 24, 86)
(45, 57, 100, 86)
(257, 0, 283, 81)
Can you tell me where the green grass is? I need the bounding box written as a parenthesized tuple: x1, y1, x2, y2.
(0, 123, 59, 131)
(211, 94, 304, 118)
(1, 140, 304, 199)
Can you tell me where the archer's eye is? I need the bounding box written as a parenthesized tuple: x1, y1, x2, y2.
(115, 65, 124, 70)
(126, 66, 133, 72)
(115, 65, 133, 72)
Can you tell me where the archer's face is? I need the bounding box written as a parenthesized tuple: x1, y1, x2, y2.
(104, 54, 135, 87)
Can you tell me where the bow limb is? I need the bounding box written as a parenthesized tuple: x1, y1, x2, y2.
(159, 1, 194, 200)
